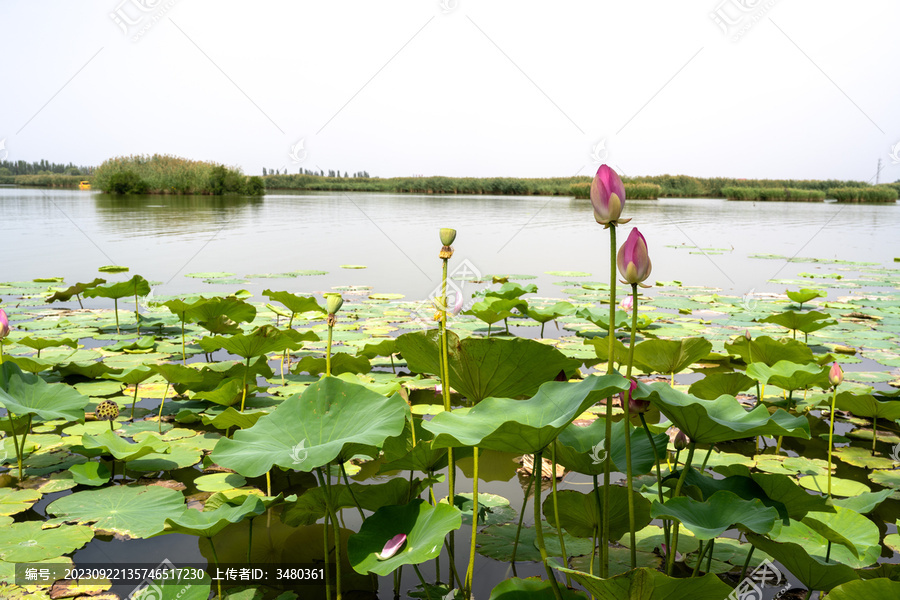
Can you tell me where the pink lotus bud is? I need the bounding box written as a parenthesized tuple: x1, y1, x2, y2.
(375, 533, 407, 560)
(617, 228, 652, 286)
(829, 362, 843, 388)
(590, 165, 628, 226)
(450, 291, 464, 316)
(671, 428, 689, 450)
(0, 309, 8, 339)
(620, 295, 634, 312)
(619, 379, 648, 413)
(744, 329, 751, 341)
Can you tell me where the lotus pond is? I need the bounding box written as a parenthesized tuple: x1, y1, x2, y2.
(0, 185, 899, 600)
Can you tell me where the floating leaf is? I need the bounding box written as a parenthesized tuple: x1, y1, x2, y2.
(81, 429, 170, 461)
(555, 567, 731, 600)
(489, 577, 587, 600)
(348, 499, 462, 575)
(0, 522, 93, 562)
(164, 494, 266, 538)
(0, 488, 42, 516)
(68, 461, 111, 486)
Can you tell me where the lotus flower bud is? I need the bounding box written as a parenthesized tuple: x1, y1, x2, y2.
(744, 329, 751, 341)
(590, 165, 630, 227)
(620, 295, 634, 312)
(619, 379, 648, 413)
(440, 228, 457, 246)
(829, 362, 843, 388)
(95, 399, 120, 421)
(671, 428, 689, 450)
(0, 308, 8, 339)
(617, 228, 652, 286)
(375, 533, 407, 560)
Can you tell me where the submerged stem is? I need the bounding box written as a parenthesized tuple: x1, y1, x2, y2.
(533, 450, 563, 600)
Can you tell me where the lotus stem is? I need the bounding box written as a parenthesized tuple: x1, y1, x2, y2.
(158, 382, 169, 433)
(326, 321, 334, 377)
(550, 446, 571, 587)
(135, 293, 140, 335)
(827, 387, 837, 497)
(601, 221, 617, 578)
(439, 255, 458, 585)
(240, 356, 250, 412)
(208, 537, 222, 600)
(130, 383, 139, 420)
(592, 473, 603, 575)
(700, 446, 714, 472)
(739, 545, 755, 582)
(7, 412, 22, 481)
(323, 510, 332, 600)
(825, 540, 832, 563)
(180, 315, 186, 365)
(318, 467, 342, 600)
(265, 470, 271, 497)
(706, 538, 715, 573)
(691, 540, 707, 577)
(465, 447, 479, 599)
(623, 282, 639, 569)
(413, 564, 432, 600)
(667, 442, 696, 575)
(590, 526, 597, 578)
(540, 322, 545, 338)
(341, 462, 365, 521)
(639, 412, 670, 553)
(872, 416, 878, 455)
(511, 467, 535, 565)
(803, 590, 813, 600)
(532, 449, 563, 600)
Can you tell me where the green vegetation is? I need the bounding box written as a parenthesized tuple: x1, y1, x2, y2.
(721, 187, 827, 201)
(569, 182, 661, 199)
(1, 173, 88, 188)
(93, 154, 263, 195)
(827, 186, 898, 203)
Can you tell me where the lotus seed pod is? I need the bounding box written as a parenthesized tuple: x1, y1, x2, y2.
(96, 399, 120, 421)
(439, 228, 457, 246)
(326, 294, 344, 315)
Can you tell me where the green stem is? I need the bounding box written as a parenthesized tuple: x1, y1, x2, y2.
(623, 283, 639, 569)
(465, 447, 479, 599)
(873, 416, 878, 455)
(130, 384, 139, 420)
(247, 517, 253, 565)
(180, 315, 186, 365)
(550, 446, 570, 587)
(511, 467, 535, 564)
(208, 537, 222, 600)
(691, 540, 707, 577)
(135, 293, 140, 335)
(639, 413, 669, 552)
(540, 322, 545, 338)
(667, 442, 696, 575)
(825, 540, 832, 563)
(326, 323, 334, 377)
(158, 382, 169, 433)
(739, 545, 755, 582)
(114, 298, 119, 334)
(19, 415, 31, 481)
(803, 590, 813, 600)
(440, 257, 457, 587)
(240, 356, 250, 412)
(323, 510, 332, 600)
(533, 450, 563, 600)
(828, 386, 837, 497)
(341, 462, 365, 522)
(601, 222, 617, 578)
(7, 412, 22, 481)
(412, 564, 432, 600)
(319, 467, 342, 600)
(700, 446, 714, 472)
(705, 538, 714, 574)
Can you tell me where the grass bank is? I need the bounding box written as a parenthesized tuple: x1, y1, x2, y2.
(828, 186, 898, 203)
(93, 154, 263, 195)
(721, 187, 827, 201)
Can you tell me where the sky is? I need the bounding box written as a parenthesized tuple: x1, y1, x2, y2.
(2, 1, 899, 182)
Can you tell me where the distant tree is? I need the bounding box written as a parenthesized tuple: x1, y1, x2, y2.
(262, 167, 267, 176)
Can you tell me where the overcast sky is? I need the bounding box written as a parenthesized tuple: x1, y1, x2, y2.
(2, 1, 898, 182)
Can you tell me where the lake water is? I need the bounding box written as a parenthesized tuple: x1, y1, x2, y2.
(4, 188, 899, 304)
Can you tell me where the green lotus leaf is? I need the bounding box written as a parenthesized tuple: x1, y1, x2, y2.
(725, 335, 815, 366)
(164, 494, 266, 538)
(291, 353, 371, 376)
(54, 361, 122, 380)
(0, 361, 90, 422)
(786, 288, 826, 306)
(828, 579, 900, 600)
(575, 306, 628, 330)
(282, 477, 430, 527)
(0, 488, 42, 516)
(634, 381, 810, 444)
(347, 499, 462, 576)
(199, 406, 266, 431)
(554, 417, 669, 476)
(212, 377, 409, 477)
(832, 446, 895, 469)
(711, 467, 833, 520)
(650, 491, 778, 540)
(798, 475, 870, 497)
(489, 577, 587, 600)
(184, 296, 256, 325)
(832, 490, 893, 514)
(835, 390, 900, 420)
(631, 337, 713, 376)
(68, 461, 111, 486)
(98, 265, 129, 273)
(554, 566, 731, 600)
(0, 521, 93, 562)
(106, 336, 156, 353)
(192, 473, 247, 493)
(2, 355, 54, 375)
(397, 330, 582, 404)
(772, 517, 879, 569)
(46, 278, 106, 303)
(759, 309, 837, 335)
(524, 301, 577, 324)
(199, 325, 317, 359)
(358, 339, 398, 359)
(584, 336, 636, 366)
(16, 336, 78, 353)
(464, 297, 527, 325)
(46, 485, 186, 539)
(746, 360, 829, 391)
(191, 377, 246, 407)
(81, 430, 170, 461)
(746, 533, 859, 591)
(802, 506, 879, 560)
(688, 372, 755, 400)
(83, 275, 150, 301)
(262, 289, 325, 316)
(484, 282, 538, 300)
(424, 374, 629, 453)
(125, 446, 201, 472)
(543, 487, 651, 541)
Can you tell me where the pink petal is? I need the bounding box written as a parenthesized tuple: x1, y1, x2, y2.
(376, 533, 407, 560)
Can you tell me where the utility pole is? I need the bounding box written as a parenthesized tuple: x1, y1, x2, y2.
(876, 158, 882, 184)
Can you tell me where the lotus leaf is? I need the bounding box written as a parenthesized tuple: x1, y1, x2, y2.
(212, 377, 409, 476)
(725, 335, 814, 366)
(543, 487, 651, 541)
(554, 566, 730, 600)
(828, 579, 900, 600)
(424, 374, 629, 453)
(282, 477, 431, 527)
(746, 360, 829, 391)
(0, 488, 41, 516)
(634, 381, 810, 443)
(746, 533, 859, 591)
(0, 521, 93, 562)
(554, 417, 669, 476)
(81, 429, 170, 460)
(164, 494, 266, 538)
(489, 577, 587, 600)
(688, 372, 755, 400)
(68, 461, 110, 486)
(650, 491, 779, 539)
(397, 329, 582, 403)
(292, 353, 371, 376)
(630, 337, 713, 376)
(199, 325, 317, 358)
(464, 297, 527, 326)
(0, 361, 90, 422)
(772, 517, 879, 569)
(348, 499, 462, 576)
